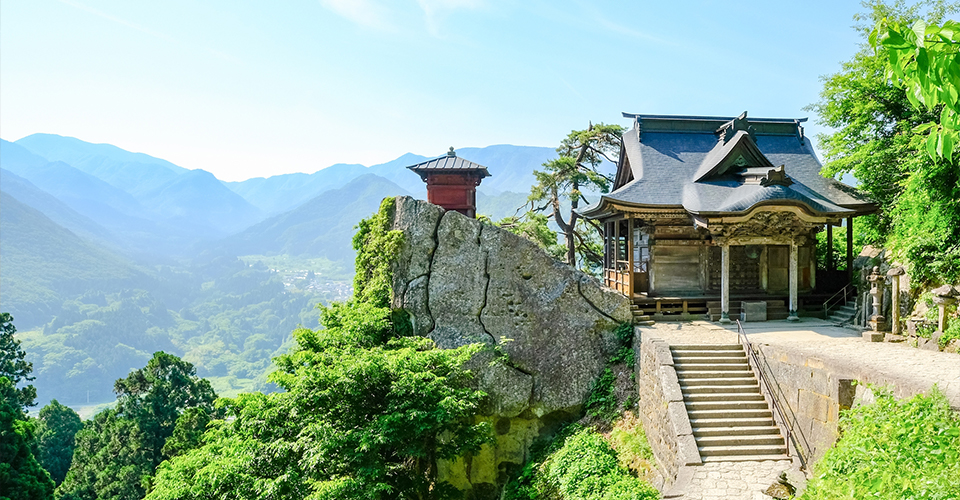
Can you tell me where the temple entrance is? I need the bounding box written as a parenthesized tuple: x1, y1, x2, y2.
(768, 245, 790, 292)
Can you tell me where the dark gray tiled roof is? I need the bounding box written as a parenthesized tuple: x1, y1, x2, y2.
(582, 114, 875, 218)
(407, 151, 491, 177)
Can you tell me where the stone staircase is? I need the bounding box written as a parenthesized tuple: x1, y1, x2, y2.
(671, 344, 789, 462)
(827, 302, 858, 325)
(630, 304, 654, 326)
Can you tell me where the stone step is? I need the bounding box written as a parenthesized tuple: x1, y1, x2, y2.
(684, 392, 765, 402)
(687, 408, 773, 420)
(700, 454, 791, 463)
(669, 349, 745, 358)
(673, 362, 750, 371)
(685, 400, 770, 411)
(673, 356, 748, 364)
(670, 344, 743, 351)
(695, 434, 785, 448)
(675, 370, 755, 380)
(634, 320, 655, 326)
(632, 314, 652, 321)
(693, 425, 781, 437)
(689, 417, 777, 428)
(698, 444, 787, 457)
(681, 383, 760, 393)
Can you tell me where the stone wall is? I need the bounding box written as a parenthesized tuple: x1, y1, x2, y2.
(387, 196, 633, 497)
(752, 343, 860, 464)
(636, 332, 700, 491)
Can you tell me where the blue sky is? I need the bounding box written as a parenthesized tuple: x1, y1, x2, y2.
(1, 1, 868, 181)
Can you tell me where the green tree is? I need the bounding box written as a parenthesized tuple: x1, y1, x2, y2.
(57, 353, 217, 500)
(147, 200, 490, 500)
(527, 123, 623, 269)
(873, 16, 960, 161)
(807, 0, 960, 282)
(0, 313, 37, 412)
(33, 400, 83, 486)
(0, 378, 55, 500)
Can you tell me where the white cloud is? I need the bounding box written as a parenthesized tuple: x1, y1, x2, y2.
(416, 0, 483, 37)
(318, 0, 395, 31)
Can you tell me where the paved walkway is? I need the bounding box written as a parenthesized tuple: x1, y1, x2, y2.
(645, 318, 960, 499)
(679, 460, 794, 500)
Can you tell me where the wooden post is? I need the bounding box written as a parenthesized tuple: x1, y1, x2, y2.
(788, 242, 799, 321)
(826, 224, 834, 271)
(846, 217, 853, 283)
(626, 218, 634, 297)
(720, 244, 731, 324)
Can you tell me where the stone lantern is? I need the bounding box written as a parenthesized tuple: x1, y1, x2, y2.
(865, 266, 885, 340)
(931, 284, 957, 334)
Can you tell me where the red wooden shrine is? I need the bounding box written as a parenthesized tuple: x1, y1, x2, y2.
(407, 147, 490, 218)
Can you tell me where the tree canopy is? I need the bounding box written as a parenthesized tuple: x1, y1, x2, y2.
(524, 124, 622, 271)
(33, 400, 83, 486)
(147, 199, 491, 500)
(57, 352, 217, 500)
(808, 0, 960, 283)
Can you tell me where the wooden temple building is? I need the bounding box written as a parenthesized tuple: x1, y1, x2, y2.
(407, 147, 490, 218)
(580, 113, 877, 322)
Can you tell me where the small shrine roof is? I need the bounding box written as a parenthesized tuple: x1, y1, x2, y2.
(407, 148, 491, 180)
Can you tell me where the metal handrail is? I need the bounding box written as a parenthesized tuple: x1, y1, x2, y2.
(823, 284, 854, 319)
(736, 319, 808, 470)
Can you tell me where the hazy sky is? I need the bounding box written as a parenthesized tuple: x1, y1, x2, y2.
(1, 1, 868, 181)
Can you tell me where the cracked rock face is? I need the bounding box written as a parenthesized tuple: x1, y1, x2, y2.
(388, 196, 632, 417)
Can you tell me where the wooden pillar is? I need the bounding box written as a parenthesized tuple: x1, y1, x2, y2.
(626, 218, 634, 297)
(788, 242, 800, 321)
(720, 243, 731, 324)
(846, 217, 853, 283)
(826, 224, 834, 271)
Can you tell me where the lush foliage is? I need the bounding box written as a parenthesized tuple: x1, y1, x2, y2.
(352, 197, 404, 308)
(873, 16, 960, 162)
(0, 314, 54, 499)
(523, 124, 623, 270)
(0, 313, 36, 411)
(57, 352, 217, 500)
(147, 203, 490, 500)
(808, 0, 960, 284)
(0, 377, 55, 500)
(33, 400, 83, 486)
(801, 387, 960, 499)
(504, 425, 658, 500)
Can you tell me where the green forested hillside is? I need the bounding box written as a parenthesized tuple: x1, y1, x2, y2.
(0, 192, 148, 328)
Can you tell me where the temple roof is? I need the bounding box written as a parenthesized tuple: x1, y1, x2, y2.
(581, 113, 876, 219)
(407, 147, 491, 181)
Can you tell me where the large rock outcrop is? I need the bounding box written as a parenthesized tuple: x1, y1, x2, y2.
(387, 196, 632, 496)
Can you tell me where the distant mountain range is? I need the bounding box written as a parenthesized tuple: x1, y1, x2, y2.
(0, 133, 558, 325)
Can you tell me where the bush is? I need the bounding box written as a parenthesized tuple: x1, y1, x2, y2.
(504, 425, 658, 500)
(800, 387, 960, 499)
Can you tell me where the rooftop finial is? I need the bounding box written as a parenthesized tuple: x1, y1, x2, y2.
(447, 147, 456, 157)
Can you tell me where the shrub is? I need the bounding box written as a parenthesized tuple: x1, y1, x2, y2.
(800, 387, 960, 499)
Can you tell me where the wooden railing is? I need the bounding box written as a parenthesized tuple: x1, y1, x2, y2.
(604, 261, 631, 295)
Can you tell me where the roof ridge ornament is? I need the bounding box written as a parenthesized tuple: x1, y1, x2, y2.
(759, 165, 794, 187)
(447, 147, 456, 157)
(717, 111, 756, 144)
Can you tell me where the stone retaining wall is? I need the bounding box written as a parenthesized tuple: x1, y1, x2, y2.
(752, 343, 858, 465)
(636, 331, 701, 489)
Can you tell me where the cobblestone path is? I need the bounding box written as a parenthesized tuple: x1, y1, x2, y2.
(679, 460, 794, 500)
